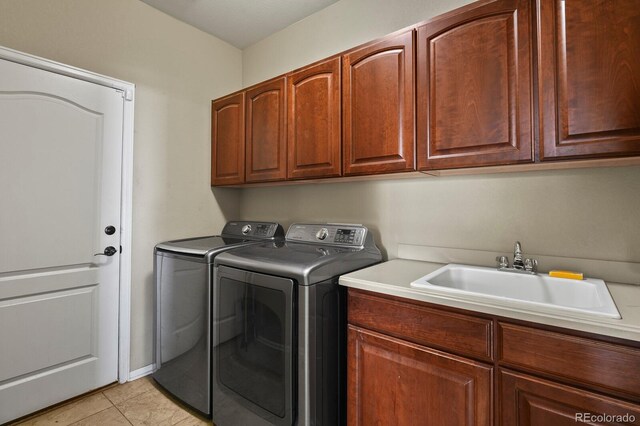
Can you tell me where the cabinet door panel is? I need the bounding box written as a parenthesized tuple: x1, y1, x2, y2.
(245, 77, 287, 182)
(211, 93, 244, 186)
(500, 369, 640, 426)
(539, 0, 640, 159)
(348, 326, 492, 426)
(343, 30, 415, 175)
(417, 0, 533, 170)
(288, 58, 341, 179)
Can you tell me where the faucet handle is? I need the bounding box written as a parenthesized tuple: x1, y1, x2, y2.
(524, 258, 538, 273)
(496, 256, 509, 269)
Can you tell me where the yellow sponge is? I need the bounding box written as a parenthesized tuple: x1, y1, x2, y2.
(549, 270, 584, 280)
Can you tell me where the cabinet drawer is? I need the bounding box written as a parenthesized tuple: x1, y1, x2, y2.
(348, 289, 493, 361)
(499, 323, 640, 400)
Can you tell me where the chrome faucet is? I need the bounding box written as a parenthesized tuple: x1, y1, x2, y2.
(496, 241, 538, 275)
(513, 241, 525, 270)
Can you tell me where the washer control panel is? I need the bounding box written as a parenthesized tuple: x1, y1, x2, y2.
(287, 224, 367, 246)
(221, 221, 283, 239)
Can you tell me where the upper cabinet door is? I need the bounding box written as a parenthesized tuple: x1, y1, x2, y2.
(211, 93, 245, 186)
(245, 77, 287, 183)
(538, 0, 640, 160)
(342, 30, 415, 176)
(417, 0, 534, 170)
(287, 57, 342, 179)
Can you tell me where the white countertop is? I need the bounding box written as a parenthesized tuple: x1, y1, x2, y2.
(339, 259, 640, 342)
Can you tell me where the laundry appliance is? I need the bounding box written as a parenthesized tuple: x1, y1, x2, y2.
(211, 223, 382, 425)
(153, 221, 284, 416)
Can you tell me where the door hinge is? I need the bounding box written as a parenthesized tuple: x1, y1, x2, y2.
(117, 89, 134, 101)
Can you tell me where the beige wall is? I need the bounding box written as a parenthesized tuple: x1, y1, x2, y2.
(240, 0, 640, 265)
(241, 167, 640, 263)
(242, 0, 473, 86)
(0, 0, 242, 370)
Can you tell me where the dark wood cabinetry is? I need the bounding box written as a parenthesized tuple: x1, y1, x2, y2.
(348, 326, 492, 426)
(416, 0, 534, 170)
(211, 0, 640, 187)
(287, 57, 341, 179)
(498, 322, 640, 400)
(211, 93, 245, 185)
(245, 77, 287, 182)
(538, 0, 640, 160)
(348, 290, 494, 425)
(500, 370, 640, 426)
(348, 288, 640, 425)
(348, 288, 493, 361)
(342, 30, 415, 176)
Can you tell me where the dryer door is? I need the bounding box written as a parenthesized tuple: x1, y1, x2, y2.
(213, 266, 295, 426)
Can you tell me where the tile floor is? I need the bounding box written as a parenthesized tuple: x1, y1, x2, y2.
(10, 376, 212, 426)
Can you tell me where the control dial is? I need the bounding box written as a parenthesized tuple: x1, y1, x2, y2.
(241, 224, 252, 235)
(316, 227, 329, 241)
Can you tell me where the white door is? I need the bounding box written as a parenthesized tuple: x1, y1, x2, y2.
(0, 58, 123, 423)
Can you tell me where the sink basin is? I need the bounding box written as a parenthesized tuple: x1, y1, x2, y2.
(410, 264, 621, 319)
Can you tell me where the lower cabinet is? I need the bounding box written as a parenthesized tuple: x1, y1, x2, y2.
(499, 369, 640, 426)
(348, 326, 492, 426)
(347, 289, 640, 426)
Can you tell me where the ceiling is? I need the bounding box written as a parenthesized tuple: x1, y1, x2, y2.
(140, 0, 339, 49)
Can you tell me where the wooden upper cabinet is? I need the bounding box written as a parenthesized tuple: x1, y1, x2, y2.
(538, 0, 640, 160)
(287, 58, 342, 179)
(342, 30, 415, 176)
(245, 77, 287, 183)
(211, 93, 245, 186)
(417, 0, 534, 170)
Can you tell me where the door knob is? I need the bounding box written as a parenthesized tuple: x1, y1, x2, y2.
(95, 246, 117, 256)
(105, 226, 116, 235)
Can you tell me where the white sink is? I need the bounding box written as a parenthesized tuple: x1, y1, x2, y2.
(410, 264, 621, 319)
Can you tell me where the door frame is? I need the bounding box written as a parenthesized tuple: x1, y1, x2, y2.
(0, 45, 135, 383)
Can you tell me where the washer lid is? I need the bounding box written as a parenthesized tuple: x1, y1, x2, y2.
(214, 239, 382, 285)
(155, 221, 285, 259)
(156, 235, 246, 257)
